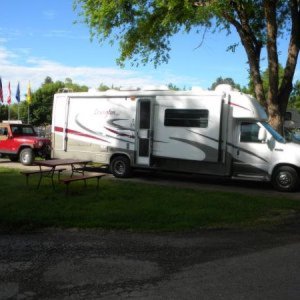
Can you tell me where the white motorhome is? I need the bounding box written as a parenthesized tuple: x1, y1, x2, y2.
(51, 84, 300, 192)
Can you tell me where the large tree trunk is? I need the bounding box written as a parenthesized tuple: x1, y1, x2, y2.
(264, 0, 281, 133)
(274, 0, 300, 134)
(224, 0, 299, 135)
(224, 5, 266, 104)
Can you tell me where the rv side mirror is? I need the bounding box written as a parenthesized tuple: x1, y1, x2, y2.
(258, 127, 267, 142)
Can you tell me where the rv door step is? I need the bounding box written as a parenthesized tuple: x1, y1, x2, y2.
(232, 174, 267, 181)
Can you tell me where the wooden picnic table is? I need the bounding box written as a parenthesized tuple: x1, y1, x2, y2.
(34, 159, 91, 189)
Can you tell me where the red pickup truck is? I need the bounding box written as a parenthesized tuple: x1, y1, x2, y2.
(0, 122, 51, 165)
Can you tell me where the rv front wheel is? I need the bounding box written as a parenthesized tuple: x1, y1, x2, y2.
(111, 156, 132, 178)
(272, 166, 299, 192)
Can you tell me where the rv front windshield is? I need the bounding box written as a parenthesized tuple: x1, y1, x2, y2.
(262, 122, 286, 143)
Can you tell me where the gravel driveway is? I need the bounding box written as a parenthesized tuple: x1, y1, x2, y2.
(1, 226, 300, 299)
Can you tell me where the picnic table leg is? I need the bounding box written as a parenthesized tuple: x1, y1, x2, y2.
(96, 177, 100, 190)
(65, 182, 69, 196)
(37, 166, 43, 189)
(25, 174, 29, 186)
(37, 167, 56, 189)
(50, 168, 56, 190)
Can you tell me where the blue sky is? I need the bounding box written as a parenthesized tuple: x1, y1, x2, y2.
(0, 0, 299, 103)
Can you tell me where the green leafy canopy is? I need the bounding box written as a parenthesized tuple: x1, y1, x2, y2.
(73, 0, 213, 67)
(73, 0, 292, 67)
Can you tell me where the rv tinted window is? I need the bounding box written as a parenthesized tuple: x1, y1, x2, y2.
(240, 122, 260, 143)
(164, 109, 208, 128)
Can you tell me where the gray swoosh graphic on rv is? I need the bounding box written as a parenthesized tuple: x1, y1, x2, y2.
(75, 115, 108, 139)
(106, 135, 135, 144)
(169, 137, 218, 161)
(107, 119, 134, 131)
(75, 115, 134, 144)
(187, 129, 219, 143)
(227, 142, 268, 162)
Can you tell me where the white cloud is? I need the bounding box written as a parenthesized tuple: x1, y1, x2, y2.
(0, 45, 162, 103)
(42, 10, 56, 20)
(0, 44, 207, 104)
(0, 46, 18, 65)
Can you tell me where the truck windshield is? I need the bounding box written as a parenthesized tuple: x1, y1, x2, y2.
(261, 122, 285, 143)
(11, 125, 36, 136)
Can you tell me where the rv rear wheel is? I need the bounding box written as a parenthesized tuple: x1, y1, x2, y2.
(272, 166, 299, 192)
(111, 156, 131, 178)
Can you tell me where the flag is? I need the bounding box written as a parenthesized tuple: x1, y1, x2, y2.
(15, 82, 20, 103)
(26, 81, 31, 104)
(7, 82, 11, 105)
(0, 77, 3, 103)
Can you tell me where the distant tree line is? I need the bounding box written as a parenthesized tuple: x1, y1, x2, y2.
(0, 75, 299, 126)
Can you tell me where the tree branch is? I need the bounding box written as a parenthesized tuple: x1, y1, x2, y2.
(278, 0, 300, 110)
(264, 0, 279, 110)
(222, 6, 265, 103)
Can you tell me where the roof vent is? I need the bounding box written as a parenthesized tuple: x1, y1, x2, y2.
(141, 85, 169, 91)
(214, 84, 233, 92)
(119, 87, 140, 91)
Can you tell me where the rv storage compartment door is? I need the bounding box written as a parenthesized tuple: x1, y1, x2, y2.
(136, 99, 153, 165)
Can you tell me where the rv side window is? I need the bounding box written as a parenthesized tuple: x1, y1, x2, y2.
(240, 122, 260, 143)
(164, 109, 208, 128)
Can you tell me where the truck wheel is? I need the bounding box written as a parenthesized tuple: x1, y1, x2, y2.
(272, 166, 300, 192)
(110, 156, 132, 178)
(19, 148, 35, 166)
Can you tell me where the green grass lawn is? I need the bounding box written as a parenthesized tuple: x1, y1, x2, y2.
(0, 167, 300, 231)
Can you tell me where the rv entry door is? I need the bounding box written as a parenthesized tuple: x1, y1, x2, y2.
(136, 98, 153, 165)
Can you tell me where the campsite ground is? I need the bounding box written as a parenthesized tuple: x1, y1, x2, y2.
(1, 158, 300, 299)
(1, 157, 300, 200)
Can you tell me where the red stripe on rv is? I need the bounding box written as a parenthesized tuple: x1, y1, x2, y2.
(105, 127, 135, 139)
(229, 102, 251, 111)
(54, 126, 110, 143)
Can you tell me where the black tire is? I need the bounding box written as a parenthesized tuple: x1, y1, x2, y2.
(19, 148, 35, 166)
(9, 155, 19, 162)
(110, 156, 132, 178)
(272, 166, 300, 192)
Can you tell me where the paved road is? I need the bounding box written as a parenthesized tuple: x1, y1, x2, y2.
(1, 226, 300, 299)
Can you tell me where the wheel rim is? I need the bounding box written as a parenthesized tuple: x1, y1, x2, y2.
(114, 161, 125, 175)
(277, 172, 292, 187)
(21, 152, 31, 164)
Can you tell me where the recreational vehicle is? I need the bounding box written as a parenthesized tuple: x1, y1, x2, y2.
(51, 85, 300, 192)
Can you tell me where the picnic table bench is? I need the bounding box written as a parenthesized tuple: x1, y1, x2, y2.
(60, 172, 107, 194)
(20, 168, 66, 186)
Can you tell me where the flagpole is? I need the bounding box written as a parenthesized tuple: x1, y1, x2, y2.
(28, 104, 30, 124)
(7, 81, 11, 120)
(16, 82, 21, 120)
(26, 81, 31, 124)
